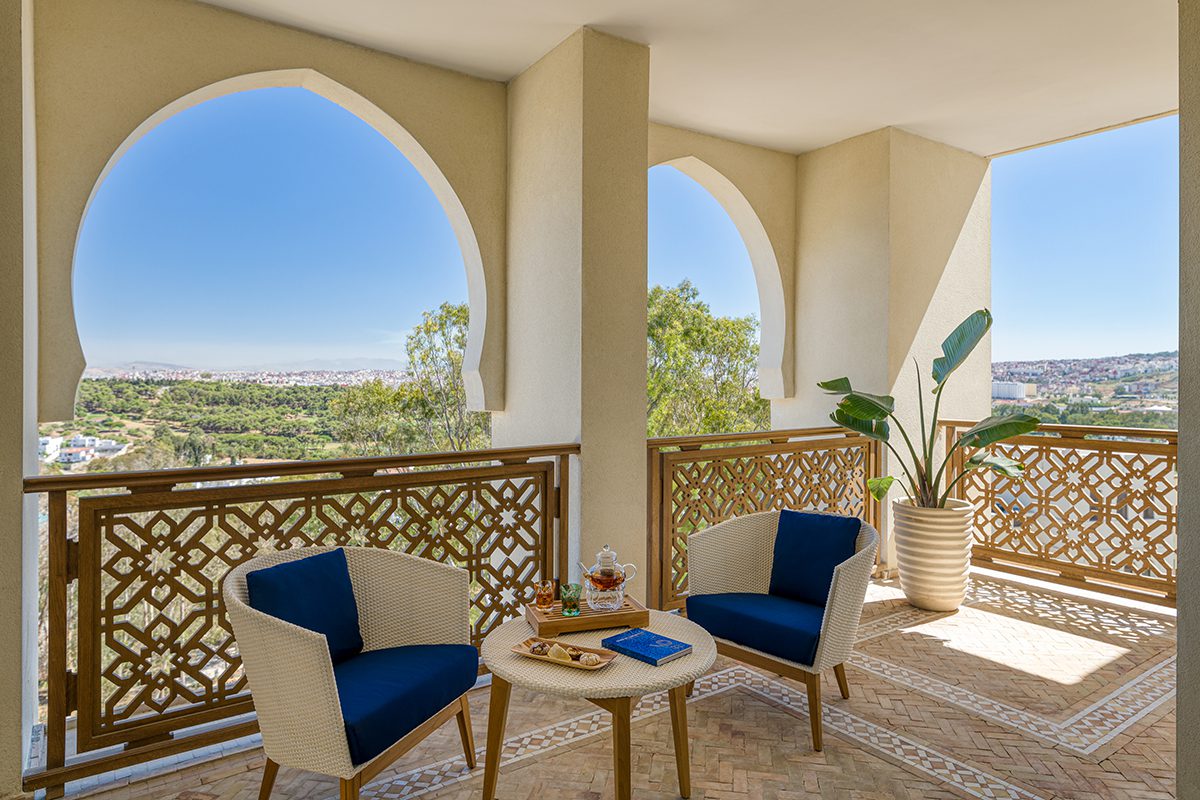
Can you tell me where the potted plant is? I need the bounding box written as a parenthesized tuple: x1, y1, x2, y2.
(819, 309, 1039, 611)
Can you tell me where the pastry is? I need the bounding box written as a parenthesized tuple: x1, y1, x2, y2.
(529, 641, 550, 656)
(547, 643, 571, 662)
(565, 646, 583, 661)
(579, 652, 602, 667)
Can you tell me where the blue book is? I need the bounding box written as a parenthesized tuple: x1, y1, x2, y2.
(601, 628, 693, 666)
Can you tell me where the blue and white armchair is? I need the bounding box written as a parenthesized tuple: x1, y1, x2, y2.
(685, 510, 878, 750)
(224, 546, 478, 800)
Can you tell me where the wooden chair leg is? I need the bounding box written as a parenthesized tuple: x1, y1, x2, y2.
(258, 758, 279, 800)
(456, 694, 477, 768)
(685, 679, 695, 698)
(833, 663, 850, 699)
(805, 673, 823, 751)
(339, 776, 360, 800)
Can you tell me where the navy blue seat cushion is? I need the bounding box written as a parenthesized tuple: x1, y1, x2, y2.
(686, 592, 825, 666)
(334, 644, 478, 765)
(767, 510, 860, 607)
(245, 549, 363, 664)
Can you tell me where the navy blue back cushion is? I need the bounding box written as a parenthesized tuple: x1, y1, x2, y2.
(767, 510, 860, 607)
(245, 549, 363, 664)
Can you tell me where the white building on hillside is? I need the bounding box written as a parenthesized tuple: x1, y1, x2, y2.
(992, 381, 1035, 400)
(37, 436, 62, 460)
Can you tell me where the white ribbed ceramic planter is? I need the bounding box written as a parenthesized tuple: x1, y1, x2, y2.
(892, 498, 975, 612)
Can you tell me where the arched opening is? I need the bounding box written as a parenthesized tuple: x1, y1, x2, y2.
(653, 156, 787, 399)
(44, 74, 492, 472)
(647, 161, 777, 437)
(42, 68, 495, 423)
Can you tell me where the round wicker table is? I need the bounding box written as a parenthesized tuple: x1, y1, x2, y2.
(480, 610, 717, 800)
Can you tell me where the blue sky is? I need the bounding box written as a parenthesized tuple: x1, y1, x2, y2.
(991, 115, 1178, 361)
(76, 88, 467, 369)
(76, 87, 1178, 369)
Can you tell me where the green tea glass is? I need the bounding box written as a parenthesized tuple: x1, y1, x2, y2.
(560, 582, 583, 617)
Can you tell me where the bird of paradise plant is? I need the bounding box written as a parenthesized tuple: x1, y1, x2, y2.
(818, 309, 1040, 508)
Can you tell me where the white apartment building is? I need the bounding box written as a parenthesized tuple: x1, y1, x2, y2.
(991, 381, 1035, 400)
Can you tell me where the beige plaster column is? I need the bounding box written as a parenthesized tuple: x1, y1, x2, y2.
(1178, 1, 1198, 795)
(0, 0, 39, 795)
(777, 127, 992, 567)
(492, 28, 650, 597)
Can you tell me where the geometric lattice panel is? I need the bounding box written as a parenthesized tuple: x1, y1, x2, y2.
(957, 433, 1176, 598)
(660, 437, 876, 608)
(75, 464, 552, 751)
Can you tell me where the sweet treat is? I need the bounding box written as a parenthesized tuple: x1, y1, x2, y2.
(565, 646, 583, 661)
(529, 641, 550, 656)
(579, 652, 602, 667)
(547, 643, 571, 662)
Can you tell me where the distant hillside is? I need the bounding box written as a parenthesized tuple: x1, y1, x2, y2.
(993, 351, 1177, 386)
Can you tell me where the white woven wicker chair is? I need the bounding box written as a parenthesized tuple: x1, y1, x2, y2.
(223, 546, 477, 800)
(686, 510, 878, 750)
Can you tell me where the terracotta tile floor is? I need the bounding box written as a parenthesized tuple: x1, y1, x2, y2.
(65, 573, 1177, 800)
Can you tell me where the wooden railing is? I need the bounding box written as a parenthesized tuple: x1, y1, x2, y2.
(23, 443, 577, 798)
(646, 427, 883, 610)
(941, 420, 1177, 605)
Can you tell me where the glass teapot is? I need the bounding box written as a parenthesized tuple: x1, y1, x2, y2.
(579, 544, 638, 611)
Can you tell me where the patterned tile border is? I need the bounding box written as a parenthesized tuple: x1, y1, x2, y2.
(360, 665, 1047, 800)
(849, 652, 1176, 755)
(854, 579, 1177, 757)
(730, 667, 1045, 800)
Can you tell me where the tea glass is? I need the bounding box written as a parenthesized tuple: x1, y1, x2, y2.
(560, 583, 583, 617)
(534, 580, 555, 610)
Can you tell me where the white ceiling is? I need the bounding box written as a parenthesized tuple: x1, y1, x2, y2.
(198, 0, 1179, 156)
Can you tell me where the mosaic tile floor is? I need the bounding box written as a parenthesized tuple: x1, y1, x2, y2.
(64, 574, 1177, 800)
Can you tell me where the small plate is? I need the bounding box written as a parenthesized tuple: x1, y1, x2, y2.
(511, 636, 618, 670)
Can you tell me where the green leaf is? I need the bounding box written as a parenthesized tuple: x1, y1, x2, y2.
(818, 377, 853, 395)
(931, 309, 992, 387)
(867, 475, 896, 501)
(837, 391, 895, 420)
(965, 452, 1026, 478)
(958, 413, 1040, 449)
(830, 409, 890, 442)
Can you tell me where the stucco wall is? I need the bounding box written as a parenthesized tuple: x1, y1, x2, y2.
(887, 127, 991, 404)
(1178, 0, 1198, 795)
(496, 32, 584, 446)
(0, 1, 39, 795)
(777, 127, 991, 565)
(494, 29, 650, 594)
(647, 123, 797, 400)
(779, 129, 893, 427)
(33, 0, 509, 418)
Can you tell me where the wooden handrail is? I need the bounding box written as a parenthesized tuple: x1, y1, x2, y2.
(646, 426, 852, 450)
(23, 442, 581, 493)
(938, 419, 1177, 444)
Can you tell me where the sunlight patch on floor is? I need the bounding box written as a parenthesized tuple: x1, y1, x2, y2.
(899, 605, 1129, 686)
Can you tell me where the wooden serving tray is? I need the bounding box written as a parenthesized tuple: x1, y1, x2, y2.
(511, 637, 617, 671)
(524, 595, 650, 637)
